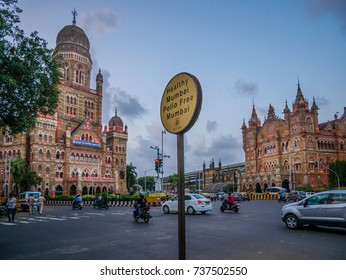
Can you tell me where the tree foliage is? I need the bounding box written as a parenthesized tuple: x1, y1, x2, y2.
(137, 176, 155, 192)
(329, 160, 346, 189)
(9, 156, 42, 194)
(0, 0, 61, 135)
(126, 163, 137, 192)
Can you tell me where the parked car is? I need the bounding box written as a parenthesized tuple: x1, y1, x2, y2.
(233, 193, 242, 201)
(233, 192, 250, 201)
(281, 190, 346, 229)
(162, 193, 212, 215)
(305, 192, 315, 198)
(265, 187, 287, 194)
(287, 191, 306, 202)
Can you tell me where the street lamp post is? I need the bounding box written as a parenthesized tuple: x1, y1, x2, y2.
(328, 168, 341, 190)
(315, 161, 340, 190)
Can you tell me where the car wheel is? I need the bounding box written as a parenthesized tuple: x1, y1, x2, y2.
(163, 205, 170, 214)
(187, 206, 195, 215)
(285, 214, 300, 229)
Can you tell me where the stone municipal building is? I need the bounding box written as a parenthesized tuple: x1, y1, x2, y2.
(0, 17, 128, 197)
(240, 84, 346, 192)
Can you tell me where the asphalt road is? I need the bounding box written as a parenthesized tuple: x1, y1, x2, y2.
(0, 200, 345, 260)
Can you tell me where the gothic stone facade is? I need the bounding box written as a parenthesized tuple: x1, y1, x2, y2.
(0, 19, 128, 197)
(240, 83, 346, 192)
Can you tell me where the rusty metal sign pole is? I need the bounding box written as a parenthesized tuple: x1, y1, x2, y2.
(177, 133, 186, 260)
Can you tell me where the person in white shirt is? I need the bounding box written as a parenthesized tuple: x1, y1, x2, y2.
(6, 193, 17, 223)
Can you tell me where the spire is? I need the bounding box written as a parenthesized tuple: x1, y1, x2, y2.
(267, 103, 276, 119)
(242, 118, 247, 129)
(284, 100, 290, 114)
(293, 79, 308, 111)
(72, 8, 77, 25)
(311, 96, 318, 112)
(296, 79, 304, 100)
(250, 104, 259, 123)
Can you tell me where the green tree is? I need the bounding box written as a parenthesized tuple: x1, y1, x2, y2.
(10, 156, 27, 195)
(137, 176, 155, 192)
(168, 174, 178, 190)
(126, 163, 137, 193)
(19, 171, 42, 193)
(0, 0, 61, 135)
(329, 160, 346, 189)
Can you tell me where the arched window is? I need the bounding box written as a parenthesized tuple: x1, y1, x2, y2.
(306, 117, 313, 132)
(38, 149, 43, 160)
(66, 68, 70, 81)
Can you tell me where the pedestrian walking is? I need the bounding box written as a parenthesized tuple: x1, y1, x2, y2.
(37, 194, 46, 215)
(6, 193, 17, 223)
(28, 193, 35, 215)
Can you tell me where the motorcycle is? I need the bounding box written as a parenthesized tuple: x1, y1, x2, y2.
(93, 200, 109, 209)
(0, 203, 7, 216)
(278, 196, 288, 203)
(72, 201, 83, 210)
(220, 201, 240, 213)
(133, 206, 152, 223)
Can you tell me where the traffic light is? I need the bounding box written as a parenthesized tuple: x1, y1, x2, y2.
(155, 158, 160, 172)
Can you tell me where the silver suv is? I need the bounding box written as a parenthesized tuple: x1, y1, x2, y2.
(281, 190, 346, 229)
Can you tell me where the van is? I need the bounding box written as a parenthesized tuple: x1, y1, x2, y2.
(18, 191, 41, 211)
(265, 187, 287, 194)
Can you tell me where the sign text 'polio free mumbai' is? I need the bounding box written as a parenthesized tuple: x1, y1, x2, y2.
(160, 72, 202, 134)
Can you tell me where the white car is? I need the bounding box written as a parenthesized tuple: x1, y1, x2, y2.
(305, 192, 315, 198)
(162, 194, 212, 214)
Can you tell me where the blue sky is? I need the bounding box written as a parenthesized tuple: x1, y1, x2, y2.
(18, 0, 346, 178)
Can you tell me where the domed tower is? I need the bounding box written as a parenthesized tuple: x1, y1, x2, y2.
(106, 108, 128, 194)
(53, 9, 92, 88)
(53, 10, 103, 141)
(109, 109, 125, 133)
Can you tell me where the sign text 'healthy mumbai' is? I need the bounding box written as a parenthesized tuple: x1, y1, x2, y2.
(161, 73, 201, 134)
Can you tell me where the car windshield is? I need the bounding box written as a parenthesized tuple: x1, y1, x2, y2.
(192, 194, 205, 199)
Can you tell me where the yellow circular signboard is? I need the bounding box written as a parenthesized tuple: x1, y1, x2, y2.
(160, 72, 202, 134)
